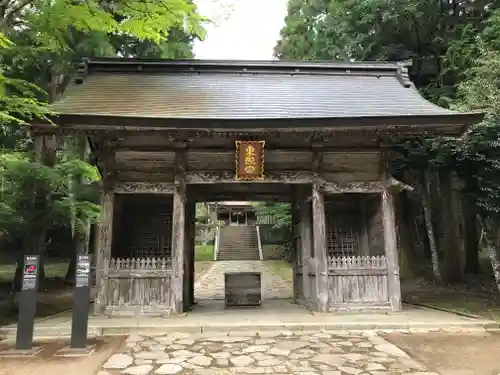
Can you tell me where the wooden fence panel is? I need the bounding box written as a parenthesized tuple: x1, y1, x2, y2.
(104, 257, 173, 316)
(327, 255, 390, 311)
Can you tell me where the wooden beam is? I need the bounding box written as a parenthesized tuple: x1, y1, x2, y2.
(191, 193, 291, 202)
(93, 188, 115, 315)
(185, 170, 314, 184)
(114, 182, 175, 194)
(321, 181, 384, 194)
(388, 177, 414, 192)
(170, 150, 187, 314)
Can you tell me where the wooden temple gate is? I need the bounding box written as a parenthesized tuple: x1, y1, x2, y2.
(30, 58, 481, 316)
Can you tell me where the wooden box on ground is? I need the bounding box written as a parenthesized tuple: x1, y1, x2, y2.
(224, 272, 262, 307)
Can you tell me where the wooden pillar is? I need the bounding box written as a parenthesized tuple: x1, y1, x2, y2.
(291, 186, 299, 301)
(382, 186, 402, 311)
(312, 181, 328, 313)
(184, 199, 196, 310)
(299, 186, 312, 302)
(381, 150, 402, 311)
(93, 188, 115, 315)
(171, 151, 187, 314)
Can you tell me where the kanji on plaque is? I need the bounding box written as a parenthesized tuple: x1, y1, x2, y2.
(235, 141, 265, 180)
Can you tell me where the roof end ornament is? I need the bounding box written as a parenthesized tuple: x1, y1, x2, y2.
(74, 58, 89, 85)
(396, 60, 412, 88)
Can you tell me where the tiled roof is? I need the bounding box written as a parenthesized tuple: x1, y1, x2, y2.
(50, 58, 473, 121)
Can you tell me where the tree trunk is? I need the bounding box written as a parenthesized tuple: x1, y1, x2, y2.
(397, 192, 419, 277)
(480, 218, 500, 294)
(420, 172, 442, 281)
(438, 172, 463, 282)
(463, 194, 480, 273)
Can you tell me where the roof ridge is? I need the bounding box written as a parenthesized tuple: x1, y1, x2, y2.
(73, 58, 414, 85)
(80, 57, 411, 71)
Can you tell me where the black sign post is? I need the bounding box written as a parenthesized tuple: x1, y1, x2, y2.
(15, 255, 40, 350)
(70, 254, 91, 349)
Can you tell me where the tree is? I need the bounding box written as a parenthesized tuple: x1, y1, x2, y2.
(275, 0, 500, 284)
(454, 46, 500, 292)
(0, 0, 207, 288)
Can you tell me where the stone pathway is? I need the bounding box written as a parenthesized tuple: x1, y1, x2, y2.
(194, 261, 292, 301)
(99, 331, 439, 375)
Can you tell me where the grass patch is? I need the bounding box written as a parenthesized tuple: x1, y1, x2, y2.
(266, 260, 293, 283)
(195, 244, 214, 262)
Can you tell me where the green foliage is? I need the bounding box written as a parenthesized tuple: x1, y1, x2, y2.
(255, 202, 292, 260)
(0, 0, 208, 274)
(0, 150, 101, 241)
(0, 33, 52, 127)
(276, 0, 498, 104)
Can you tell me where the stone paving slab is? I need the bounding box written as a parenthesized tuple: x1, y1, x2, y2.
(99, 331, 440, 375)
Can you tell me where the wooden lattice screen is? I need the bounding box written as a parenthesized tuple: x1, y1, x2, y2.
(325, 199, 363, 258)
(326, 216, 360, 257)
(113, 195, 173, 259)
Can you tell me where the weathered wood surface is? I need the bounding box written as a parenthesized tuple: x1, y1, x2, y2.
(380, 149, 402, 311)
(94, 188, 115, 315)
(382, 186, 402, 311)
(185, 170, 315, 184)
(114, 182, 175, 194)
(312, 180, 329, 313)
(104, 257, 173, 316)
(298, 186, 312, 302)
(184, 200, 196, 310)
(327, 256, 390, 310)
(170, 150, 187, 314)
(291, 186, 299, 301)
(224, 272, 262, 307)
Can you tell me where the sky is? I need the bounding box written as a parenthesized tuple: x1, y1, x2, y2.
(193, 0, 288, 60)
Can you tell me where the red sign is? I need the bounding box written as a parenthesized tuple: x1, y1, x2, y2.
(235, 141, 265, 181)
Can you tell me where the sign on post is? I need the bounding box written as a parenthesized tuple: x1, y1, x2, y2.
(16, 255, 40, 350)
(70, 254, 92, 349)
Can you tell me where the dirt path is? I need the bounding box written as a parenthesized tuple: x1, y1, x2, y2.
(382, 330, 500, 375)
(0, 336, 123, 375)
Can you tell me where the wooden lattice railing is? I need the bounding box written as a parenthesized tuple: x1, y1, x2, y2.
(327, 255, 387, 269)
(103, 257, 173, 316)
(327, 255, 389, 310)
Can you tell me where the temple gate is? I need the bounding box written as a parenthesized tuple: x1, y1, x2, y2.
(30, 58, 482, 316)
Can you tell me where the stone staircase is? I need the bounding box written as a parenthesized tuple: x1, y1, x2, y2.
(216, 226, 261, 261)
